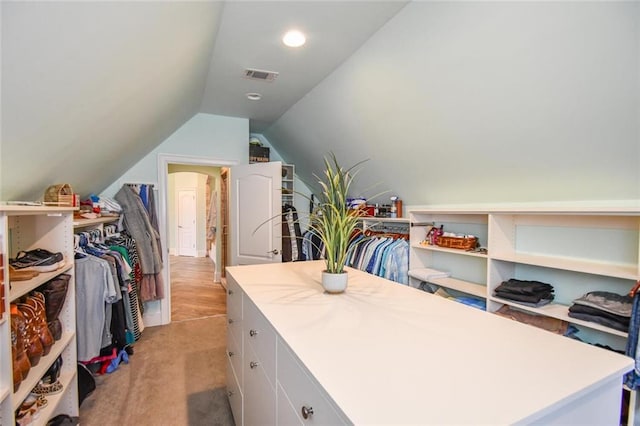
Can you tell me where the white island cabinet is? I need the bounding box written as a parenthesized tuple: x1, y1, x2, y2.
(226, 260, 633, 425)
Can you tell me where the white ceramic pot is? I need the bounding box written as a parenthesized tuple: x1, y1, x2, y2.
(321, 271, 348, 294)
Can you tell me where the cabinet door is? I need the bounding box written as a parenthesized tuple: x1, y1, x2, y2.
(277, 383, 303, 426)
(227, 355, 243, 426)
(227, 278, 243, 346)
(277, 340, 348, 425)
(244, 342, 276, 426)
(244, 298, 277, 387)
(228, 328, 243, 388)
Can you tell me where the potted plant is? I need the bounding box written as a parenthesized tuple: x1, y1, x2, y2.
(309, 153, 366, 293)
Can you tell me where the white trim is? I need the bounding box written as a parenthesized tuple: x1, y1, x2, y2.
(157, 153, 238, 326)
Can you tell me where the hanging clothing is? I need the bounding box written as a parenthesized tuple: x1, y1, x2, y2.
(301, 229, 323, 261)
(115, 184, 164, 301)
(75, 254, 119, 362)
(625, 292, 640, 389)
(106, 231, 145, 340)
(282, 204, 303, 262)
(346, 235, 409, 284)
(207, 190, 217, 240)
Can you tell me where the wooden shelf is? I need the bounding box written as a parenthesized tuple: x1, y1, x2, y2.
(491, 253, 638, 281)
(412, 242, 488, 258)
(13, 331, 75, 410)
(490, 296, 629, 338)
(409, 268, 486, 298)
(72, 215, 119, 228)
(0, 383, 9, 405)
(9, 264, 73, 301)
(0, 205, 76, 214)
(29, 369, 77, 426)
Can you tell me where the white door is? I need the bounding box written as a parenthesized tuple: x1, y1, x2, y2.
(230, 162, 282, 265)
(177, 188, 197, 257)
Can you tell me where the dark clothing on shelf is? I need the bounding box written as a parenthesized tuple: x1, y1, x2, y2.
(494, 290, 554, 304)
(572, 291, 632, 318)
(494, 278, 554, 305)
(569, 303, 630, 327)
(568, 312, 628, 333)
(494, 279, 554, 295)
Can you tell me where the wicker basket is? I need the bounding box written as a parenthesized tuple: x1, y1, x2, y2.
(436, 235, 478, 250)
(44, 184, 75, 206)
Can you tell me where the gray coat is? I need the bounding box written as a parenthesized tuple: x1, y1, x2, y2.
(115, 185, 163, 274)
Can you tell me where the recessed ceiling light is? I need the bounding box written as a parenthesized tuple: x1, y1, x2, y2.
(282, 30, 306, 48)
(246, 92, 262, 101)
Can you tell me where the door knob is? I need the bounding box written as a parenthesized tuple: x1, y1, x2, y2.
(249, 361, 259, 369)
(268, 249, 280, 255)
(249, 329, 258, 337)
(301, 406, 314, 419)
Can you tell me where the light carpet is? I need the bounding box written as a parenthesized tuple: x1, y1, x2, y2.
(79, 315, 234, 426)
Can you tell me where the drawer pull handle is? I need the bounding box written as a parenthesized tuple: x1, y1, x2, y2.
(228, 351, 234, 357)
(228, 318, 234, 324)
(301, 406, 314, 419)
(228, 390, 234, 397)
(249, 361, 259, 369)
(228, 289, 234, 295)
(249, 329, 258, 337)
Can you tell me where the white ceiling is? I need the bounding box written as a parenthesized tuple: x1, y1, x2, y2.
(200, 1, 408, 132)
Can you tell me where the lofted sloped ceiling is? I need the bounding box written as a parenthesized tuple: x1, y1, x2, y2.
(1, 0, 408, 202)
(1, 1, 224, 201)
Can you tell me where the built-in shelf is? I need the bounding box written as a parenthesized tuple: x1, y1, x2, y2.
(409, 268, 486, 299)
(490, 296, 629, 338)
(12, 331, 75, 410)
(1, 206, 78, 424)
(72, 215, 119, 228)
(412, 242, 488, 258)
(9, 264, 73, 301)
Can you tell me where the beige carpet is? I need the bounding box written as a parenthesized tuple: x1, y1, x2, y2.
(79, 316, 234, 426)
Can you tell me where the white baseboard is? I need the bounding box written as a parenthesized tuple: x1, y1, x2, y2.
(214, 271, 221, 283)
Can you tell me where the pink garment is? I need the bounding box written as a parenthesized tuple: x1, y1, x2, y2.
(140, 273, 164, 301)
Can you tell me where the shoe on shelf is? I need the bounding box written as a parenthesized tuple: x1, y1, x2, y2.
(31, 379, 63, 396)
(10, 249, 64, 273)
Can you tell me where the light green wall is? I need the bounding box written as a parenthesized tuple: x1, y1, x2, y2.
(101, 113, 248, 197)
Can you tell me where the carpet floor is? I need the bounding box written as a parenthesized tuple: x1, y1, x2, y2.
(79, 316, 234, 426)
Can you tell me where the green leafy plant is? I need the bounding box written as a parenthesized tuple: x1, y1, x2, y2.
(310, 153, 366, 274)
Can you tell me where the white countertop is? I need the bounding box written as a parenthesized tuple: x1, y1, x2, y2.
(227, 261, 634, 425)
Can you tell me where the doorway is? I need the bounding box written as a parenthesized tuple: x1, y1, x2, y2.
(157, 154, 238, 326)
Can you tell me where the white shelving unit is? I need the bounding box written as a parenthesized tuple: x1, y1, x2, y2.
(0, 205, 79, 425)
(408, 203, 640, 424)
(361, 216, 410, 232)
(72, 215, 119, 230)
(281, 164, 295, 207)
(409, 211, 489, 298)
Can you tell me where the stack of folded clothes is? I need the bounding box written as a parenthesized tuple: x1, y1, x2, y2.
(568, 291, 631, 332)
(493, 278, 555, 307)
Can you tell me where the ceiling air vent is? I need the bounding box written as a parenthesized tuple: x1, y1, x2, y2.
(243, 68, 279, 82)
